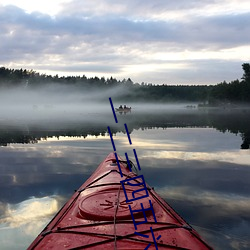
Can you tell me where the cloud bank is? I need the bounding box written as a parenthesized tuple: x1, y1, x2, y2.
(0, 0, 250, 84)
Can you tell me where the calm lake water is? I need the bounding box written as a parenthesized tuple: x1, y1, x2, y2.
(0, 104, 250, 249)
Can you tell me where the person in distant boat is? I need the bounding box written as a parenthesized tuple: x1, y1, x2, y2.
(119, 105, 123, 109)
(124, 105, 127, 109)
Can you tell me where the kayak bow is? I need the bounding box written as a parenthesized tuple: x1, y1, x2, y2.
(28, 153, 213, 249)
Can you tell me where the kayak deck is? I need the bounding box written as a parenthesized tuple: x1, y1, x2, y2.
(28, 153, 213, 249)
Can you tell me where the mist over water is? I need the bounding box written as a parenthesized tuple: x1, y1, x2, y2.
(1, 84, 250, 149)
(0, 85, 110, 121)
(0, 84, 198, 126)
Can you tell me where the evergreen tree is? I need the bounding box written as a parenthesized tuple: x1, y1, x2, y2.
(242, 63, 250, 83)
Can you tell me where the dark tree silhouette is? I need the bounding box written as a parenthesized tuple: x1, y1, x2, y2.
(242, 63, 250, 82)
(0, 63, 250, 104)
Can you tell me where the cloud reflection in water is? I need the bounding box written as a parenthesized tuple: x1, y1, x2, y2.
(0, 196, 61, 250)
(0, 127, 249, 249)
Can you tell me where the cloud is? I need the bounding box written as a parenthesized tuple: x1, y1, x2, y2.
(157, 186, 250, 216)
(0, 196, 62, 249)
(0, 1, 250, 84)
(0, 196, 59, 229)
(3, 4, 248, 49)
(58, 0, 243, 19)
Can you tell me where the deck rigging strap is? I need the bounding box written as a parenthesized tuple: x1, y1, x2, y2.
(113, 180, 121, 249)
(118, 159, 138, 174)
(113, 169, 135, 249)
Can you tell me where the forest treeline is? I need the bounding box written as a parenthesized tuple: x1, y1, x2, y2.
(0, 63, 249, 104)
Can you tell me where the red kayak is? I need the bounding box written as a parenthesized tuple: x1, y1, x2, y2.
(28, 153, 213, 249)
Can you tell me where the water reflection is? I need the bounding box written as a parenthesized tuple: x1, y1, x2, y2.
(0, 109, 250, 249)
(0, 108, 250, 149)
(0, 196, 63, 250)
(0, 196, 59, 228)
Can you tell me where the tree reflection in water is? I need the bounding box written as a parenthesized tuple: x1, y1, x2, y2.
(0, 109, 249, 149)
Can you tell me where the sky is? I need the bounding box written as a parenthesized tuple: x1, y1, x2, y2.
(0, 0, 250, 85)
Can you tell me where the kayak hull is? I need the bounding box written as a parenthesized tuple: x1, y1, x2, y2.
(28, 153, 213, 249)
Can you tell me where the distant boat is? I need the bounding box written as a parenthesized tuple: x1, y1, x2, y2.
(115, 107, 132, 113)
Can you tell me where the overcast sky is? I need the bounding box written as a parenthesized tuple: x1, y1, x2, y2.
(0, 0, 250, 85)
